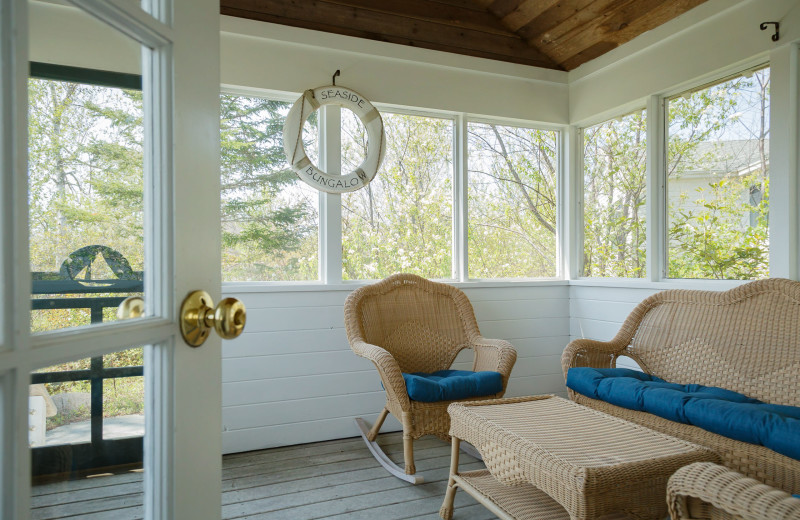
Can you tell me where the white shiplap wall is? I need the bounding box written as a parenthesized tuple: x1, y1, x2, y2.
(570, 285, 661, 372)
(568, 282, 752, 344)
(221, 283, 569, 454)
(569, 285, 658, 343)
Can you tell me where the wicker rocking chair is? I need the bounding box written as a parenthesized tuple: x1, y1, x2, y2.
(344, 273, 517, 484)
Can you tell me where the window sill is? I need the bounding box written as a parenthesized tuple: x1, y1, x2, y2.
(222, 277, 766, 294)
(567, 277, 752, 291)
(222, 278, 569, 293)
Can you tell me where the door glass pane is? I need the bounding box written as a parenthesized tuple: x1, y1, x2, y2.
(30, 347, 145, 518)
(29, 0, 145, 333)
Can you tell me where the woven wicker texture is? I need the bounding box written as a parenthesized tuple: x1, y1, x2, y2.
(344, 273, 517, 475)
(668, 462, 800, 520)
(448, 395, 718, 520)
(454, 470, 571, 520)
(562, 278, 800, 495)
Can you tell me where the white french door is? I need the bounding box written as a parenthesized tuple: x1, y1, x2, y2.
(1, 0, 222, 518)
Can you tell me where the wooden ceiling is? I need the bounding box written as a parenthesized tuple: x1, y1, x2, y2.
(221, 0, 710, 71)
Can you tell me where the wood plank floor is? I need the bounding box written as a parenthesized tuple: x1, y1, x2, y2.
(31, 432, 497, 520)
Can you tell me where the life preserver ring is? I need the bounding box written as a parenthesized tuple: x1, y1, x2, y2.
(283, 86, 385, 194)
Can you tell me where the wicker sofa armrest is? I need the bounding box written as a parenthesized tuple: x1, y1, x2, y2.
(470, 337, 517, 388)
(350, 340, 411, 410)
(561, 337, 629, 378)
(668, 462, 800, 520)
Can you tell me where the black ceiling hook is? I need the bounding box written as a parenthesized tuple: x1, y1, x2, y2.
(332, 69, 341, 86)
(760, 21, 779, 42)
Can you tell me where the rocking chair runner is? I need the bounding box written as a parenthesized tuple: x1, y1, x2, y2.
(344, 273, 517, 484)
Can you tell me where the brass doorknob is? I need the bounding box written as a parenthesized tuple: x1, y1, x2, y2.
(179, 290, 246, 347)
(117, 296, 145, 320)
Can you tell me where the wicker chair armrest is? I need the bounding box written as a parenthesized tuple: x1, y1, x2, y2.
(561, 337, 628, 380)
(350, 340, 411, 410)
(470, 337, 517, 387)
(667, 462, 800, 520)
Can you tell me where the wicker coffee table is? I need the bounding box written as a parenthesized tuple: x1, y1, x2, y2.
(439, 395, 719, 520)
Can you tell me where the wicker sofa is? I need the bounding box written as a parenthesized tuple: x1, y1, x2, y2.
(668, 462, 800, 520)
(562, 278, 800, 501)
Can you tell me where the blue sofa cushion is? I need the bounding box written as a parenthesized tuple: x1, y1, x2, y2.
(566, 367, 800, 460)
(402, 370, 503, 402)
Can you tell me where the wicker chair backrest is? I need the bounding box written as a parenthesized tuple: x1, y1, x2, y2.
(346, 274, 478, 374)
(620, 278, 800, 406)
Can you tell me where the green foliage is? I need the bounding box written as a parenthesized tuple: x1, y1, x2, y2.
(342, 113, 453, 280)
(583, 111, 647, 278)
(468, 123, 558, 278)
(28, 79, 144, 277)
(668, 174, 769, 279)
(220, 95, 318, 281)
(666, 68, 770, 280)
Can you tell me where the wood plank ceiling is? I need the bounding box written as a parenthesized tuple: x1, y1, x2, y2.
(221, 0, 709, 71)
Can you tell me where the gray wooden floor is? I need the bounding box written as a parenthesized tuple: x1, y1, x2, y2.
(31, 432, 496, 520)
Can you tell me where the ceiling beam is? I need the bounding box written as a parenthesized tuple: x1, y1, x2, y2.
(221, 0, 561, 69)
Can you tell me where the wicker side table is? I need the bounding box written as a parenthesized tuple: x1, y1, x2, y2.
(440, 395, 719, 520)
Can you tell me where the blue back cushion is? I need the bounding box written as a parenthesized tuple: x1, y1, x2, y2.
(402, 370, 503, 402)
(566, 367, 800, 461)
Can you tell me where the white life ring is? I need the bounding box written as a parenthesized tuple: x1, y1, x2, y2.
(283, 86, 386, 194)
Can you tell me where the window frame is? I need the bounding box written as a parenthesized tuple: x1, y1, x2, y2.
(219, 87, 323, 283)
(339, 106, 458, 282)
(219, 86, 568, 287)
(661, 62, 771, 282)
(574, 58, 774, 288)
(577, 107, 648, 280)
(464, 117, 563, 281)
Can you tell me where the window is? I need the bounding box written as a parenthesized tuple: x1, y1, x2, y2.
(468, 123, 558, 278)
(341, 112, 454, 280)
(582, 111, 647, 278)
(220, 94, 319, 281)
(218, 95, 561, 283)
(28, 68, 144, 333)
(666, 66, 770, 280)
(27, 64, 145, 475)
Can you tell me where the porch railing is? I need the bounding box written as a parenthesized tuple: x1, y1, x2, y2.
(30, 275, 145, 477)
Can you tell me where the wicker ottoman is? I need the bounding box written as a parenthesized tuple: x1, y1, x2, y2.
(440, 395, 719, 520)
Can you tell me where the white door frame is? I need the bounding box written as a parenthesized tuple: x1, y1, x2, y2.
(0, 0, 222, 518)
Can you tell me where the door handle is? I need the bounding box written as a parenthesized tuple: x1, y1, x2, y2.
(179, 290, 246, 347)
(118, 296, 145, 320)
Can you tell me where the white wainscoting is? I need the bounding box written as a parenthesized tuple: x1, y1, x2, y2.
(220, 284, 570, 454)
(569, 286, 658, 343)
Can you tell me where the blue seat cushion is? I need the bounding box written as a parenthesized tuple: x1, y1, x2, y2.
(566, 367, 800, 460)
(402, 370, 503, 402)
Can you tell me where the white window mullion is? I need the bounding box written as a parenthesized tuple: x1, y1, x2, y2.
(319, 105, 342, 284)
(646, 95, 666, 282)
(454, 114, 468, 282)
(561, 126, 581, 280)
(767, 44, 799, 280)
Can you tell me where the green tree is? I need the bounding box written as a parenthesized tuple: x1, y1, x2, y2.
(220, 95, 318, 281)
(468, 123, 558, 278)
(583, 111, 647, 278)
(341, 112, 453, 280)
(667, 69, 770, 279)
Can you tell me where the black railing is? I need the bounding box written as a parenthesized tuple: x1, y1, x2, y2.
(30, 274, 145, 477)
